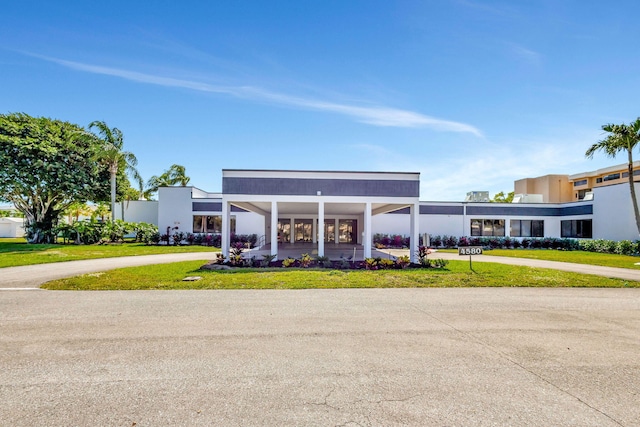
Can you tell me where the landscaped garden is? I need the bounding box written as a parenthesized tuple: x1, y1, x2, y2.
(41, 259, 639, 290)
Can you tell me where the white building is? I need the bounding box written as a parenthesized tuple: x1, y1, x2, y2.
(160, 170, 421, 261)
(112, 163, 637, 259)
(0, 217, 25, 238)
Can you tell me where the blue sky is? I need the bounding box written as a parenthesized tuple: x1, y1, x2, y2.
(2, 0, 640, 200)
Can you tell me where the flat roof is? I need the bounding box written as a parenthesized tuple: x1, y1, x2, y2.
(222, 169, 420, 175)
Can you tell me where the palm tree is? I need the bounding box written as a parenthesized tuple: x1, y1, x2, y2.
(134, 174, 154, 201)
(88, 121, 139, 221)
(586, 118, 640, 236)
(146, 172, 174, 194)
(146, 164, 191, 195)
(168, 164, 190, 186)
(65, 201, 91, 223)
(92, 202, 110, 222)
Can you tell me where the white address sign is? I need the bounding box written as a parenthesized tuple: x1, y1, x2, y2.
(458, 246, 483, 256)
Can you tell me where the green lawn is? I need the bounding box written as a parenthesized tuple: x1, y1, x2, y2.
(0, 238, 219, 268)
(482, 249, 640, 269)
(42, 260, 638, 290)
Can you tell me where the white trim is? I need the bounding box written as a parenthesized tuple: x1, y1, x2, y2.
(223, 169, 419, 181)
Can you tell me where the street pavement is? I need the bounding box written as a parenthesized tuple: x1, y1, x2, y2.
(1, 288, 639, 426)
(2, 253, 640, 425)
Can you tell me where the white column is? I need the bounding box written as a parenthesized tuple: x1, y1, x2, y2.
(318, 201, 325, 257)
(334, 218, 339, 245)
(270, 201, 278, 259)
(410, 203, 420, 263)
(222, 199, 230, 259)
(264, 213, 271, 245)
(364, 202, 372, 259)
(288, 218, 293, 244)
(312, 217, 317, 244)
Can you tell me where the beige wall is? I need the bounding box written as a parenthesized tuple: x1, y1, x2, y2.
(514, 175, 572, 203)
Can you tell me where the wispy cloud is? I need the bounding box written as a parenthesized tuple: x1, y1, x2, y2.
(507, 42, 542, 66)
(353, 133, 597, 201)
(28, 53, 482, 136)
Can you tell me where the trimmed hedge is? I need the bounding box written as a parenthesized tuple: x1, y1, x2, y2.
(426, 235, 640, 256)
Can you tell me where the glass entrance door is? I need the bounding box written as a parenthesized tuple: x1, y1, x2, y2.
(294, 219, 313, 242)
(338, 219, 357, 243)
(277, 220, 290, 243)
(324, 219, 335, 243)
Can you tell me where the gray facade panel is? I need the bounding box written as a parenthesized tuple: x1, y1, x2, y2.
(466, 204, 593, 217)
(193, 202, 221, 212)
(419, 205, 465, 215)
(223, 177, 419, 197)
(560, 204, 593, 216)
(192, 202, 247, 213)
(385, 204, 595, 217)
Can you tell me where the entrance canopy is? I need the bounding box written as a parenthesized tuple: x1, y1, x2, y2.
(220, 170, 421, 261)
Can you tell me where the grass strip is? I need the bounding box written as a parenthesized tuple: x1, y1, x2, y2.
(42, 260, 639, 290)
(0, 239, 218, 268)
(482, 249, 640, 270)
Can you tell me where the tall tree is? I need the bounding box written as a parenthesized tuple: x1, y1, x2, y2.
(134, 174, 154, 201)
(586, 118, 640, 236)
(490, 191, 515, 203)
(168, 164, 190, 186)
(64, 201, 91, 223)
(92, 202, 111, 222)
(88, 121, 140, 221)
(146, 164, 191, 195)
(0, 113, 109, 243)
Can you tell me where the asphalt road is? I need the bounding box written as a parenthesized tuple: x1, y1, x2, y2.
(1, 288, 639, 426)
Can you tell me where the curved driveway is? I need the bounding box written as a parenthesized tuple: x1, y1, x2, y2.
(2, 250, 640, 289)
(0, 252, 215, 289)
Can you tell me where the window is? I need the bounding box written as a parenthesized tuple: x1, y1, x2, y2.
(561, 219, 592, 238)
(471, 219, 505, 236)
(596, 178, 603, 183)
(205, 216, 221, 233)
(510, 220, 544, 237)
(193, 216, 205, 233)
(192, 215, 235, 233)
(573, 179, 587, 187)
(577, 189, 592, 200)
(603, 173, 620, 182)
(622, 170, 640, 178)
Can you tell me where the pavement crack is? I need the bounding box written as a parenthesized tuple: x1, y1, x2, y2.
(305, 386, 339, 411)
(408, 303, 627, 427)
(356, 394, 422, 405)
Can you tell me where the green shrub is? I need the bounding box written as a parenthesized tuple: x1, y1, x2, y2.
(364, 258, 379, 270)
(395, 255, 410, 269)
(299, 253, 313, 268)
(379, 258, 395, 270)
(316, 255, 330, 268)
(615, 240, 634, 256)
(282, 257, 296, 268)
(261, 254, 277, 267)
